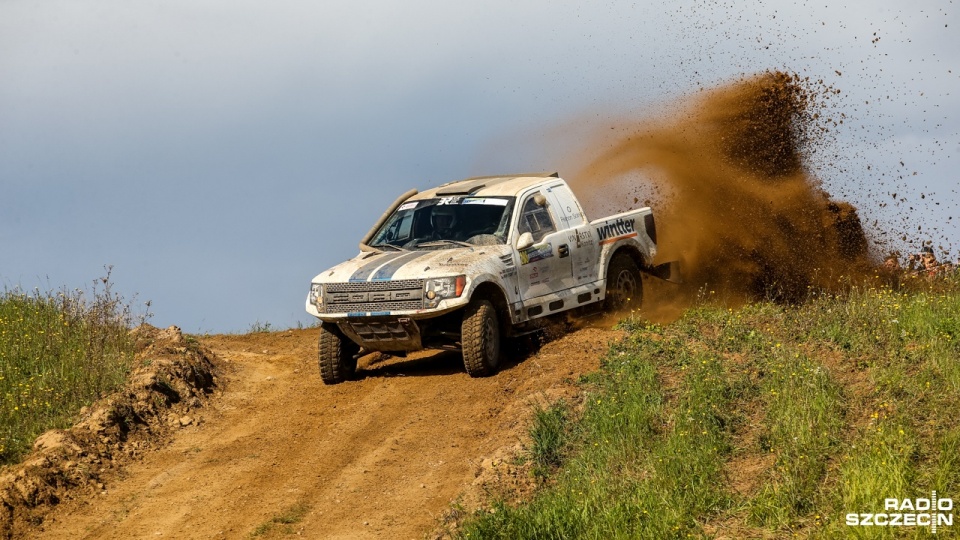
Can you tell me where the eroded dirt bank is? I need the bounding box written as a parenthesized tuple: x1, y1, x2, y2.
(0, 325, 218, 540)
(25, 326, 619, 539)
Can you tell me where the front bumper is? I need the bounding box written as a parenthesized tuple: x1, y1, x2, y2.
(308, 278, 472, 352)
(306, 278, 469, 320)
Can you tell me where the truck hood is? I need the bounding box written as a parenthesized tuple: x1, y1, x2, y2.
(312, 245, 512, 284)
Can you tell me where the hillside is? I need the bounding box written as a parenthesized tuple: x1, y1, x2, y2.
(458, 278, 960, 538)
(1, 276, 955, 538)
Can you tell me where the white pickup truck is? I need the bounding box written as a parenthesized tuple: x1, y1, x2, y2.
(306, 172, 678, 383)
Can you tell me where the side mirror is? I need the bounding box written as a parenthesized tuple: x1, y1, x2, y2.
(516, 232, 535, 250)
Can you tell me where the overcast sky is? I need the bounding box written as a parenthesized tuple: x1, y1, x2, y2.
(2, 0, 957, 333)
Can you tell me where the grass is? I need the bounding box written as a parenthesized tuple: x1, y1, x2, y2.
(250, 500, 310, 537)
(529, 400, 570, 481)
(248, 320, 274, 333)
(0, 270, 142, 464)
(459, 274, 960, 538)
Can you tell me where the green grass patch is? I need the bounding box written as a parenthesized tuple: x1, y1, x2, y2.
(748, 349, 844, 527)
(0, 272, 141, 464)
(250, 500, 310, 537)
(461, 323, 739, 538)
(248, 320, 274, 333)
(529, 400, 570, 481)
(459, 276, 960, 538)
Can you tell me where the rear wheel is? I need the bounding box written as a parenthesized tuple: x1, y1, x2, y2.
(461, 300, 501, 377)
(318, 324, 359, 384)
(604, 253, 643, 311)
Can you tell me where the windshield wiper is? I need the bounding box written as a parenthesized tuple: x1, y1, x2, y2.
(414, 239, 474, 249)
(372, 243, 407, 252)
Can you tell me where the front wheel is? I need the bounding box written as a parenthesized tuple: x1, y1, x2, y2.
(461, 300, 501, 377)
(318, 324, 359, 384)
(604, 253, 643, 312)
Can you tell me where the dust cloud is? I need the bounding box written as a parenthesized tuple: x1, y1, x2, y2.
(568, 72, 872, 316)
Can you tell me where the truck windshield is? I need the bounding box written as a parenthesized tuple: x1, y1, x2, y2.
(369, 196, 516, 249)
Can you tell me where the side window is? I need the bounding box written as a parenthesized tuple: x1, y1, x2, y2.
(395, 213, 413, 240)
(381, 212, 413, 244)
(518, 194, 556, 242)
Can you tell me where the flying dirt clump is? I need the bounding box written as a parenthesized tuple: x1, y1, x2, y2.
(572, 71, 870, 306)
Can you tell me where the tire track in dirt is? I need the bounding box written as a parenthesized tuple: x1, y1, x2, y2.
(27, 326, 619, 539)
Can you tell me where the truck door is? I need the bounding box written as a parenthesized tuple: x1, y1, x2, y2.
(543, 183, 599, 287)
(515, 190, 576, 304)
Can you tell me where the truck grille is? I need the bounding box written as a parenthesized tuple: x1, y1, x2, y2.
(322, 280, 424, 313)
(326, 279, 423, 292)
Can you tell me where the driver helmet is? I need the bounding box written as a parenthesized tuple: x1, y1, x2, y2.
(431, 206, 457, 234)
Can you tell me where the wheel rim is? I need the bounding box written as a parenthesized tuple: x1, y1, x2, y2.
(615, 269, 638, 306)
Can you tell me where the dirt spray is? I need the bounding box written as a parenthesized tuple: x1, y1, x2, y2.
(568, 72, 871, 319)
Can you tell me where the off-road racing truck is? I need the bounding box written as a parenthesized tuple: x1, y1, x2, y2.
(306, 172, 679, 384)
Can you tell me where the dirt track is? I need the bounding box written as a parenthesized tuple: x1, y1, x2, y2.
(27, 325, 620, 539)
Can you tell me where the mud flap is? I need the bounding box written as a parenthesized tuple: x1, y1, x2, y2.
(647, 261, 682, 284)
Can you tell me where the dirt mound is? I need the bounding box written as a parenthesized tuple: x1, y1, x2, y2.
(571, 71, 872, 310)
(0, 325, 218, 539)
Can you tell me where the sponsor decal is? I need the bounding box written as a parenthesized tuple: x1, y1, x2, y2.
(346, 311, 392, 317)
(846, 493, 954, 534)
(397, 201, 418, 211)
(520, 243, 554, 265)
(437, 196, 463, 205)
(596, 218, 638, 245)
(462, 197, 509, 206)
(568, 230, 593, 244)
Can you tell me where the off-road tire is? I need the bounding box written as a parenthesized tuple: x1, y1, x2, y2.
(461, 300, 501, 377)
(604, 253, 643, 312)
(318, 324, 359, 384)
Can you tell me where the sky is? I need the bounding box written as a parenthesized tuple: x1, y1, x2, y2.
(2, 0, 957, 333)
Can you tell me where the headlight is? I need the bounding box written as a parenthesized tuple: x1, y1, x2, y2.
(423, 276, 466, 308)
(308, 283, 323, 308)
